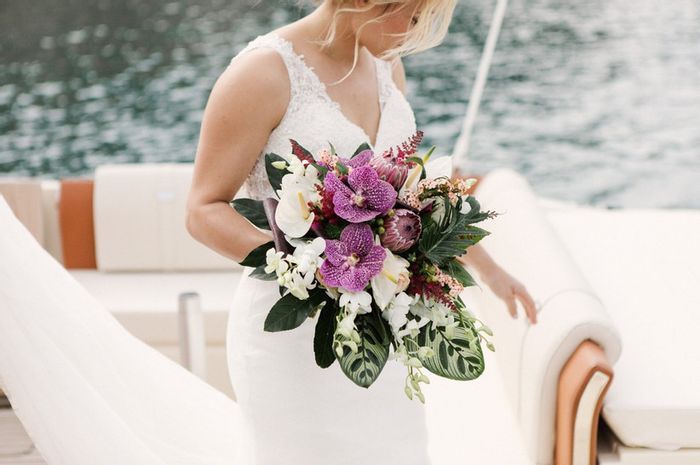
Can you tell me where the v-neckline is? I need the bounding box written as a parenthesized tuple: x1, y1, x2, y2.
(269, 31, 385, 150)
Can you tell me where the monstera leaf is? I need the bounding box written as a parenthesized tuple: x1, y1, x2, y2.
(337, 310, 390, 388)
(416, 314, 485, 380)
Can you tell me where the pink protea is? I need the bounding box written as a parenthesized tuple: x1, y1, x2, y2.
(379, 208, 422, 253)
(368, 131, 423, 190)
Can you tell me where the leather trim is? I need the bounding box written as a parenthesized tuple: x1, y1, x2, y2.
(58, 179, 97, 269)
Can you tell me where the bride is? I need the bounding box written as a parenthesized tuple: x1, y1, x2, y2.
(0, 1, 537, 464)
(186, 0, 538, 463)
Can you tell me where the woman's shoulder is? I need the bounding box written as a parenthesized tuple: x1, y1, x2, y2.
(209, 43, 291, 133)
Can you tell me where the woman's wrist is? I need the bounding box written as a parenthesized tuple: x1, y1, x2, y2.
(457, 243, 499, 283)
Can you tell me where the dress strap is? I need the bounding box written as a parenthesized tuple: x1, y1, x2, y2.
(375, 57, 395, 109)
(228, 33, 318, 117)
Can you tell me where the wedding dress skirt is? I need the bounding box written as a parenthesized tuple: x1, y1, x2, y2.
(227, 266, 431, 465)
(0, 196, 253, 465)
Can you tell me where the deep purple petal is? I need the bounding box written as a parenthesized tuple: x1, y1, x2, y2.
(334, 198, 382, 223)
(347, 165, 379, 192)
(323, 239, 348, 266)
(338, 266, 372, 292)
(363, 181, 397, 215)
(339, 223, 374, 256)
(345, 149, 374, 168)
(358, 245, 386, 279)
(323, 170, 351, 196)
(319, 260, 344, 287)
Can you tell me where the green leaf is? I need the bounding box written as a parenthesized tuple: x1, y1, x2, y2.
(239, 240, 274, 267)
(264, 152, 287, 197)
(313, 300, 338, 368)
(310, 161, 329, 179)
(264, 287, 328, 332)
(416, 320, 485, 380)
(461, 196, 492, 225)
(336, 162, 348, 176)
(230, 198, 270, 230)
(337, 310, 390, 388)
(352, 142, 371, 157)
(419, 196, 490, 266)
(441, 258, 477, 288)
(248, 264, 277, 281)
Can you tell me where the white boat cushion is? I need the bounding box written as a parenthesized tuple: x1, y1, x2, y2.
(464, 167, 623, 465)
(68, 269, 245, 345)
(545, 204, 700, 450)
(93, 163, 250, 271)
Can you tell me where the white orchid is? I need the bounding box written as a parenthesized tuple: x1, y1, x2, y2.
(338, 288, 372, 315)
(286, 268, 316, 300)
(286, 236, 326, 276)
(274, 165, 322, 238)
(264, 247, 289, 275)
(370, 242, 410, 311)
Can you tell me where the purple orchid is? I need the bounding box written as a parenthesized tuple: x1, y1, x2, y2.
(323, 165, 397, 223)
(338, 149, 374, 168)
(319, 223, 386, 292)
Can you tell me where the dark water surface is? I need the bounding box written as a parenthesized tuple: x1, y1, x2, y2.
(1, 0, 698, 207)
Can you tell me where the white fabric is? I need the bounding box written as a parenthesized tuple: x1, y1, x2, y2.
(231, 31, 417, 201)
(545, 204, 700, 450)
(93, 163, 243, 272)
(0, 194, 254, 465)
(225, 31, 431, 464)
(460, 168, 623, 465)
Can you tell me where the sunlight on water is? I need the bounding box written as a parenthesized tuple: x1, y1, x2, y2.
(0, 0, 698, 207)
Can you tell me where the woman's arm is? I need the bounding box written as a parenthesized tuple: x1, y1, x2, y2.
(185, 48, 290, 263)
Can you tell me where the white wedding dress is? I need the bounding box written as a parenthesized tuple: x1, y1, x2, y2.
(226, 32, 431, 464)
(0, 30, 431, 465)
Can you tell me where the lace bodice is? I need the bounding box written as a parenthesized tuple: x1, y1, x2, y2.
(228, 31, 418, 200)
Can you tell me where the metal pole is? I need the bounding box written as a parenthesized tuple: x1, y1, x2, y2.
(178, 292, 207, 379)
(452, 0, 510, 176)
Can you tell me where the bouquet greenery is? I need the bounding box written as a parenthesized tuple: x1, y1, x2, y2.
(232, 130, 497, 402)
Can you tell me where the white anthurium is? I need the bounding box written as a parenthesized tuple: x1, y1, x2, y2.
(430, 196, 447, 224)
(399, 153, 454, 196)
(338, 289, 372, 315)
(370, 241, 410, 311)
(275, 169, 322, 238)
(425, 154, 453, 179)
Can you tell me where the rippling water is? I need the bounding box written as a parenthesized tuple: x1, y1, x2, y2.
(1, 0, 698, 207)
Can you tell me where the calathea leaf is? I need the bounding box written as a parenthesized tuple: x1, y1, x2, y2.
(337, 309, 390, 388)
(230, 198, 270, 230)
(416, 316, 485, 380)
(264, 152, 287, 196)
(313, 300, 338, 368)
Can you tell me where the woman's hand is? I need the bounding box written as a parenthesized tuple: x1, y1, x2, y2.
(480, 264, 539, 325)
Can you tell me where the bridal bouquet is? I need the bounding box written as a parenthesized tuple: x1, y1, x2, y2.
(232, 130, 498, 402)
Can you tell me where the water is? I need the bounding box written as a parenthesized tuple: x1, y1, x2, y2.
(1, 0, 698, 208)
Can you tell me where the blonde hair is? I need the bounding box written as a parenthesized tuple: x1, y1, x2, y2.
(299, 0, 457, 85)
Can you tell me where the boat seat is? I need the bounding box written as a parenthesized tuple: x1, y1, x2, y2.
(544, 202, 700, 451)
